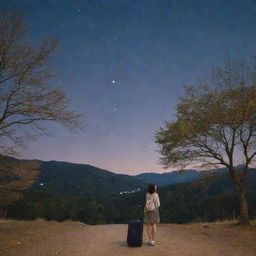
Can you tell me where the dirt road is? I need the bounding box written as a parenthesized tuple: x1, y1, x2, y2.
(1, 219, 256, 256)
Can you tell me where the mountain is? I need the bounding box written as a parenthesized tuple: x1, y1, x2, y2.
(35, 160, 147, 200)
(136, 169, 200, 186)
(4, 157, 256, 225)
(4, 159, 147, 224)
(136, 168, 227, 187)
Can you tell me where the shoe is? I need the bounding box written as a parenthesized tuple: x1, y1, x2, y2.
(148, 241, 155, 246)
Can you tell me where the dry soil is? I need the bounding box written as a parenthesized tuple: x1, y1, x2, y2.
(1, 219, 256, 256)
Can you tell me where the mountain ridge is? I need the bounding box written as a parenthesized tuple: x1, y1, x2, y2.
(135, 168, 228, 186)
(2, 156, 231, 188)
(36, 160, 147, 200)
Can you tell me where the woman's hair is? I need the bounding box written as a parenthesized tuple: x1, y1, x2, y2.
(148, 184, 156, 194)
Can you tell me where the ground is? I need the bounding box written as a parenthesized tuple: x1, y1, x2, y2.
(1, 219, 256, 256)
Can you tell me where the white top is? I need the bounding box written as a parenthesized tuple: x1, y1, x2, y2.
(146, 192, 160, 208)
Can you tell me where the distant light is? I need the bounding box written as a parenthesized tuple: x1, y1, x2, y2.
(112, 80, 116, 84)
(40, 183, 44, 186)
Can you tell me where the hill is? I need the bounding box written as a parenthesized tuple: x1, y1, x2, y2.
(2, 158, 147, 224)
(136, 169, 200, 186)
(1, 219, 256, 256)
(35, 160, 147, 200)
(135, 168, 227, 187)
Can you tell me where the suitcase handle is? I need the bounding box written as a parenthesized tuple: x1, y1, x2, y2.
(137, 204, 143, 219)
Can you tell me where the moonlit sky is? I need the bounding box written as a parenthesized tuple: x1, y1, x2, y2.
(2, 0, 256, 174)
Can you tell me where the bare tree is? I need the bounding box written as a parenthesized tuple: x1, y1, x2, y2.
(155, 59, 256, 225)
(0, 10, 83, 155)
(0, 10, 83, 214)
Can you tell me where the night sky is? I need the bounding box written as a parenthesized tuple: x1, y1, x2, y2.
(2, 0, 256, 174)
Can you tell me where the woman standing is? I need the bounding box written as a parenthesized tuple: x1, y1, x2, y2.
(144, 183, 160, 246)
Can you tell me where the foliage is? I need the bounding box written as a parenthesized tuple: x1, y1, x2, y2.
(156, 64, 256, 169)
(0, 154, 39, 217)
(155, 59, 256, 225)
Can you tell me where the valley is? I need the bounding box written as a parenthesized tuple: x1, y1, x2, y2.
(2, 158, 256, 224)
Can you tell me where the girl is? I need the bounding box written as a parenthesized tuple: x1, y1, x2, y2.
(144, 183, 160, 246)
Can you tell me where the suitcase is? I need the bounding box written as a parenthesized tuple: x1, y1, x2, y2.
(127, 219, 144, 247)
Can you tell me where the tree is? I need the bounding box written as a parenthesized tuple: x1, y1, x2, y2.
(0, 154, 39, 217)
(0, 11, 83, 155)
(155, 59, 256, 225)
(0, 10, 83, 212)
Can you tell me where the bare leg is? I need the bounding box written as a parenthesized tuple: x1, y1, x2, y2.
(152, 223, 157, 241)
(147, 224, 152, 241)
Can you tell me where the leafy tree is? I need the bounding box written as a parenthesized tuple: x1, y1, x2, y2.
(155, 59, 256, 225)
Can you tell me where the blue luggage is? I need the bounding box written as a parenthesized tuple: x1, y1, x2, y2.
(127, 219, 143, 247)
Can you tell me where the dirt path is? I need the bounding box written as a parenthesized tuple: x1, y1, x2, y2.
(1, 219, 256, 256)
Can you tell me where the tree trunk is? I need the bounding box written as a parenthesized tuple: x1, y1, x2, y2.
(229, 167, 250, 225)
(0, 206, 9, 218)
(4, 205, 8, 219)
(238, 190, 250, 225)
(0, 208, 4, 218)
